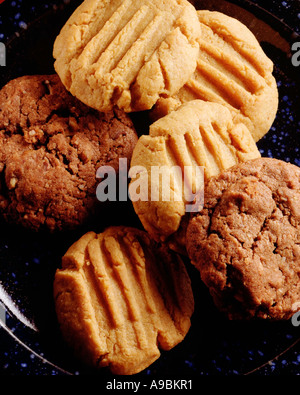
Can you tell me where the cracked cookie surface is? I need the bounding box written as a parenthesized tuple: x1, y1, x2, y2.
(0, 74, 138, 231)
(187, 158, 300, 320)
(53, 0, 201, 112)
(54, 226, 194, 375)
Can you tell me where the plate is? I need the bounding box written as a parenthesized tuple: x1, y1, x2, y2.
(0, 0, 299, 377)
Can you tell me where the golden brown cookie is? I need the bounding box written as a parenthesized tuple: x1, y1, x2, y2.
(53, 0, 201, 113)
(53, 226, 194, 375)
(187, 158, 300, 320)
(152, 10, 278, 142)
(130, 100, 261, 244)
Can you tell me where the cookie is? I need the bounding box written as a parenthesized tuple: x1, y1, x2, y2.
(187, 158, 300, 320)
(53, 226, 194, 375)
(130, 100, 261, 243)
(0, 75, 138, 231)
(152, 11, 278, 142)
(53, 0, 201, 113)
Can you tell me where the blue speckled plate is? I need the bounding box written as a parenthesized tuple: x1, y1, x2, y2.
(0, 0, 299, 377)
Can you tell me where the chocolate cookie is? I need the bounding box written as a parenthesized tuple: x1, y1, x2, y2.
(187, 158, 300, 320)
(0, 75, 138, 231)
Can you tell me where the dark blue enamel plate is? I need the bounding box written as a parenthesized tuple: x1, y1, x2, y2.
(0, 0, 299, 377)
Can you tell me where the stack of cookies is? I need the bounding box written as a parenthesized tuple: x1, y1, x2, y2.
(1, 0, 299, 376)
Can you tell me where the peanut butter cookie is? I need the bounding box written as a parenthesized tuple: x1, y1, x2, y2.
(53, 0, 201, 113)
(152, 11, 278, 142)
(54, 226, 194, 375)
(130, 100, 260, 244)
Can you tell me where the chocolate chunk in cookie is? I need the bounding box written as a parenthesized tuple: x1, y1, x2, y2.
(0, 75, 138, 231)
(187, 158, 300, 320)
